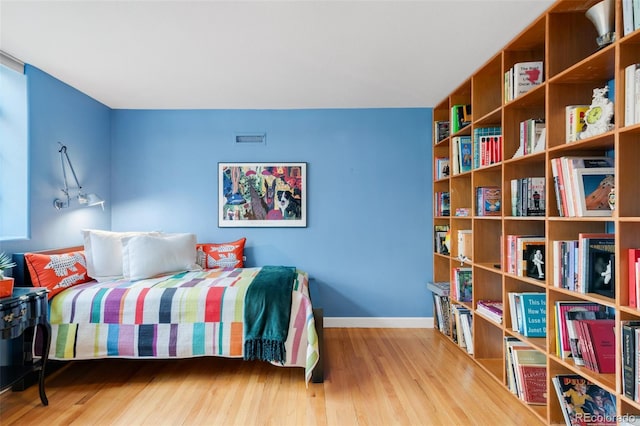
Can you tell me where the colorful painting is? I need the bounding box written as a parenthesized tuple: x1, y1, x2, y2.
(218, 162, 306, 227)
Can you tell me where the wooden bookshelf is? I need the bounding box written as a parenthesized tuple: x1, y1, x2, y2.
(431, 0, 640, 423)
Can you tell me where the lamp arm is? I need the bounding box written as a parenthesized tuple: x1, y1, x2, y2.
(58, 143, 83, 191)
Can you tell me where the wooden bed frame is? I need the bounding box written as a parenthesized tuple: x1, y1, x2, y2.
(12, 246, 324, 383)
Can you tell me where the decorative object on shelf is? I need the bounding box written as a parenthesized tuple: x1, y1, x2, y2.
(218, 162, 307, 227)
(608, 187, 615, 210)
(585, 0, 616, 49)
(0, 252, 16, 298)
(579, 86, 614, 140)
(53, 142, 105, 210)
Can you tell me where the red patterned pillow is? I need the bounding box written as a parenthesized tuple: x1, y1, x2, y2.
(24, 251, 92, 299)
(196, 238, 246, 269)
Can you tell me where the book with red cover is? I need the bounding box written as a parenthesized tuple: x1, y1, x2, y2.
(629, 248, 640, 308)
(579, 319, 616, 374)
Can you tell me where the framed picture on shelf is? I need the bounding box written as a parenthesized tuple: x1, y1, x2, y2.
(218, 162, 307, 227)
(574, 168, 615, 217)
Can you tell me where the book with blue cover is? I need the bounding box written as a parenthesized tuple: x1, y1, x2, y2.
(517, 292, 546, 337)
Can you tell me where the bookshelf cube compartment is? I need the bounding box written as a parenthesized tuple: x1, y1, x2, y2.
(547, 9, 600, 78)
(472, 219, 502, 266)
(472, 54, 502, 120)
(617, 133, 640, 217)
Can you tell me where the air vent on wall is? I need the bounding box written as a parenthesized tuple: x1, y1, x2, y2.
(235, 133, 266, 144)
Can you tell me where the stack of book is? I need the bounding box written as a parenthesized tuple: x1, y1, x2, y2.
(507, 292, 546, 338)
(552, 374, 617, 426)
(510, 177, 545, 217)
(434, 120, 450, 142)
(504, 61, 543, 102)
(623, 0, 640, 36)
(475, 300, 503, 324)
(450, 104, 471, 133)
(504, 338, 546, 405)
(434, 157, 450, 180)
(621, 321, 640, 403)
(628, 248, 640, 308)
(433, 225, 450, 255)
(550, 156, 614, 218)
(451, 267, 472, 303)
(553, 300, 616, 374)
(551, 234, 615, 298)
(514, 118, 545, 157)
(433, 191, 450, 217)
(451, 136, 472, 175)
(475, 186, 501, 216)
(472, 126, 502, 168)
(451, 304, 472, 355)
(624, 63, 640, 126)
(428, 281, 451, 337)
(504, 235, 545, 280)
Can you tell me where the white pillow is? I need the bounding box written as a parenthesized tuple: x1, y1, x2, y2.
(122, 233, 201, 280)
(82, 229, 160, 281)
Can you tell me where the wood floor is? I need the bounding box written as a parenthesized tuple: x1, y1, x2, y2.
(0, 328, 543, 425)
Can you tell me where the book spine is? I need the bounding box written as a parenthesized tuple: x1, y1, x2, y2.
(625, 64, 637, 126)
(622, 323, 637, 400)
(623, 0, 635, 35)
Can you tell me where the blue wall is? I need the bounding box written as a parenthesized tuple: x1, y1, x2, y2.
(2, 66, 434, 318)
(0, 65, 111, 254)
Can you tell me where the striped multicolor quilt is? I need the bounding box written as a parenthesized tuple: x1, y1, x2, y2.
(49, 267, 319, 383)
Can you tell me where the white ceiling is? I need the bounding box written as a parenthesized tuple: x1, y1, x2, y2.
(1, 0, 555, 110)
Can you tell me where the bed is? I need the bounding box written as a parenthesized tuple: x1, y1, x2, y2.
(13, 231, 323, 385)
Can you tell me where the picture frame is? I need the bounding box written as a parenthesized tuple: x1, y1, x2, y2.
(574, 167, 615, 217)
(218, 162, 307, 227)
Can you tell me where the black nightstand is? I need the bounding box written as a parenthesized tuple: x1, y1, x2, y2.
(0, 287, 51, 406)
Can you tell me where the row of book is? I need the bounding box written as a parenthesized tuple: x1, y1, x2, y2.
(472, 126, 502, 169)
(554, 300, 615, 374)
(504, 338, 546, 405)
(550, 155, 614, 217)
(504, 61, 543, 103)
(434, 156, 449, 180)
(476, 299, 502, 324)
(504, 234, 545, 280)
(624, 63, 640, 126)
(428, 281, 451, 337)
(433, 120, 449, 143)
(450, 104, 471, 134)
(433, 224, 450, 255)
(505, 336, 619, 424)
(553, 374, 617, 426)
(621, 320, 640, 403)
(551, 233, 615, 298)
(566, 105, 589, 143)
(451, 304, 473, 355)
(451, 136, 471, 175)
(510, 177, 545, 217)
(507, 292, 546, 338)
(475, 186, 501, 216)
(629, 248, 640, 308)
(622, 0, 640, 37)
(433, 191, 450, 217)
(451, 266, 472, 303)
(513, 118, 545, 158)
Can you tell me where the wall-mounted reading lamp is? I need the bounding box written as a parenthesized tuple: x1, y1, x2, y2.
(53, 142, 105, 210)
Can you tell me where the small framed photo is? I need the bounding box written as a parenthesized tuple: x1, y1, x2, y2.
(218, 162, 307, 227)
(574, 167, 615, 217)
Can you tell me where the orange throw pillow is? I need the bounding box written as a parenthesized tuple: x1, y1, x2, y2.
(24, 251, 92, 299)
(196, 238, 246, 269)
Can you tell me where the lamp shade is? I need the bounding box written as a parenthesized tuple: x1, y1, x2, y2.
(83, 193, 105, 207)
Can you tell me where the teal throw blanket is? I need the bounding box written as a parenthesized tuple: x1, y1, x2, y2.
(244, 266, 296, 364)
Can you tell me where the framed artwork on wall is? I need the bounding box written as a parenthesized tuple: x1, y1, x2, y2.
(218, 162, 307, 227)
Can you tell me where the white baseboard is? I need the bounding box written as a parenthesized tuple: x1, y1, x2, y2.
(323, 317, 434, 328)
